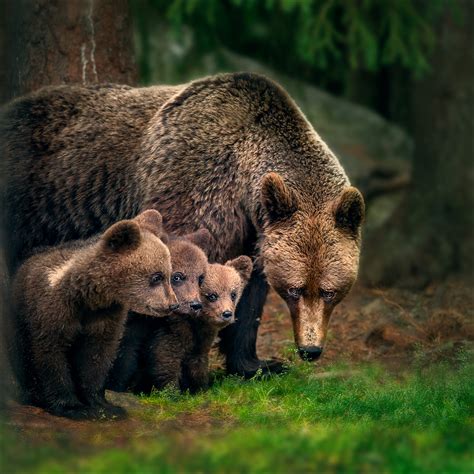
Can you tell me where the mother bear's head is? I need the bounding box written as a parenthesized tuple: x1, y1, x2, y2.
(259, 172, 364, 360)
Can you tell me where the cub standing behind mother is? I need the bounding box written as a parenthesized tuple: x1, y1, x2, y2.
(134, 256, 253, 394)
(11, 210, 177, 420)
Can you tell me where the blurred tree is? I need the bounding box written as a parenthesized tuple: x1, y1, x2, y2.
(133, 0, 447, 123)
(1, 0, 137, 104)
(363, 0, 473, 287)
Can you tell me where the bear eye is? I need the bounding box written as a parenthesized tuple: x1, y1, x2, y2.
(150, 272, 164, 286)
(172, 272, 186, 285)
(320, 289, 336, 302)
(287, 287, 303, 300)
(206, 293, 219, 302)
(230, 291, 237, 302)
(198, 274, 205, 287)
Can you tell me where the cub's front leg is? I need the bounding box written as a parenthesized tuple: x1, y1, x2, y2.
(72, 311, 127, 419)
(145, 331, 187, 392)
(181, 355, 210, 394)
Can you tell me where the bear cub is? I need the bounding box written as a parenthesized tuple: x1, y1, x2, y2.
(138, 256, 253, 394)
(107, 229, 212, 392)
(12, 210, 177, 419)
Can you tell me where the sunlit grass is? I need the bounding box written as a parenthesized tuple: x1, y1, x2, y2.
(2, 352, 473, 473)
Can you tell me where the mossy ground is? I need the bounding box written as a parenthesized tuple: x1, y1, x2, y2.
(2, 353, 473, 474)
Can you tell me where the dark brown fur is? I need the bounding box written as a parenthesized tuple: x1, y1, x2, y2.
(107, 229, 211, 392)
(11, 210, 177, 419)
(134, 257, 252, 394)
(2, 73, 364, 375)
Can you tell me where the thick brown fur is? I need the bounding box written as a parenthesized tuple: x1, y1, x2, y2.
(1, 73, 364, 375)
(107, 229, 212, 392)
(11, 210, 177, 419)
(134, 257, 253, 394)
(260, 180, 364, 357)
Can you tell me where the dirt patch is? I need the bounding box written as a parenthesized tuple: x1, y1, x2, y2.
(5, 392, 225, 448)
(257, 276, 473, 368)
(6, 400, 150, 448)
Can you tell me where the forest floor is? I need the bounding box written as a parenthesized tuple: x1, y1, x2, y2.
(2, 277, 473, 473)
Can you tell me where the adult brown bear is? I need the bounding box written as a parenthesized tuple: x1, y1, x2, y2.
(1, 73, 364, 377)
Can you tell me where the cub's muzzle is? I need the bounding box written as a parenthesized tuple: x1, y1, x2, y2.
(189, 301, 203, 312)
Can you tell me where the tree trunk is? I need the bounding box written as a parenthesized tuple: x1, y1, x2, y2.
(1, 0, 137, 104)
(362, 0, 474, 288)
(0, 0, 137, 408)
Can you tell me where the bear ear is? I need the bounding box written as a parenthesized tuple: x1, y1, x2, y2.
(334, 187, 365, 234)
(102, 220, 141, 252)
(183, 228, 214, 255)
(225, 255, 253, 283)
(261, 173, 299, 224)
(134, 209, 164, 238)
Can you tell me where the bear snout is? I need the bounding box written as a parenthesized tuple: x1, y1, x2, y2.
(221, 310, 233, 321)
(298, 345, 323, 361)
(190, 301, 203, 312)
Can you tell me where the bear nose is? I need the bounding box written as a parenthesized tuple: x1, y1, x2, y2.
(298, 346, 323, 361)
(222, 311, 233, 320)
(169, 304, 180, 311)
(190, 301, 202, 312)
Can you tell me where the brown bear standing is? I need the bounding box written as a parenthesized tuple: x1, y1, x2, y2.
(11, 210, 177, 419)
(1, 73, 364, 377)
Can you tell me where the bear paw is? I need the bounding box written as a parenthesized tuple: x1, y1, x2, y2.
(227, 357, 288, 379)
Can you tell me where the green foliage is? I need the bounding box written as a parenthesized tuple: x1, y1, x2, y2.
(134, 0, 452, 84)
(2, 358, 473, 473)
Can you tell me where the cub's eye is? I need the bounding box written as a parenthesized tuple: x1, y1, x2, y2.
(320, 289, 336, 302)
(150, 272, 164, 286)
(198, 274, 205, 287)
(230, 291, 237, 302)
(206, 293, 218, 302)
(171, 272, 186, 285)
(287, 287, 303, 300)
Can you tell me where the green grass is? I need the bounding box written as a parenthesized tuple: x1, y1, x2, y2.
(2, 357, 473, 474)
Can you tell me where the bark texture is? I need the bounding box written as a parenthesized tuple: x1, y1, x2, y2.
(2, 0, 137, 103)
(362, 0, 474, 288)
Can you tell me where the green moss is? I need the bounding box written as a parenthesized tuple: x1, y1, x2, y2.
(2, 359, 473, 473)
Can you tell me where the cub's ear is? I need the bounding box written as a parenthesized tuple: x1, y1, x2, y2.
(184, 228, 214, 255)
(225, 256, 253, 283)
(134, 209, 164, 237)
(261, 173, 298, 224)
(334, 187, 365, 234)
(102, 220, 141, 252)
